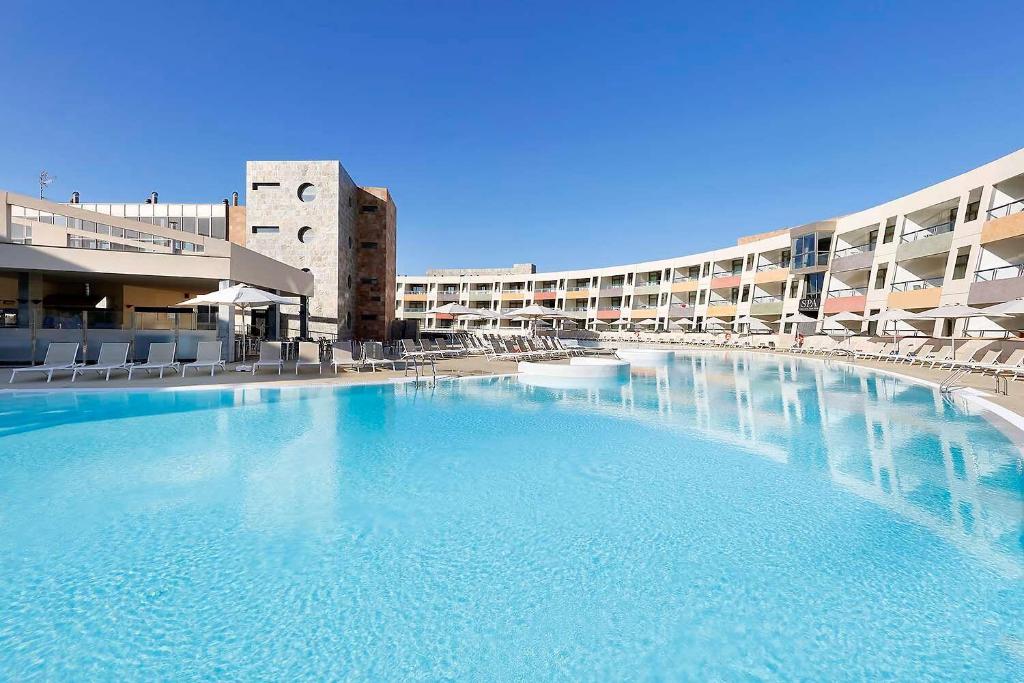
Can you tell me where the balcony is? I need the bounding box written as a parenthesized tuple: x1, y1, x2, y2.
(981, 207, 1024, 245)
(500, 290, 527, 301)
(564, 308, 589, 319)
(753, 267, 789, 284)
(632, 283, 662, 295)
(709, 274, 741, 289)
(631, 308, 658, 319)
(706, 303, 737, 318)
(670, 279, 699, 293)
(466, 290, 493, 301)
(968, 264, 1024, 305)
(667, 304, 690, 317)
(533, 290, 557, 301)
(822, 287, 867, 314)
(401, 311, 426, 319)
(402, 292, 428, 302)
(830, 243, 876, 274)
(888, 277, 942, 309)
(749, 295, 784, 317)
(564, 288, 591, 299)
(435, 291, 460, 302)
(896, 221, 956, 261)
(596, 308, 623, 321)
(599, 286, 624, 297)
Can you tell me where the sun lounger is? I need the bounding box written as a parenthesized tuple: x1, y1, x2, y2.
(181, 341, 225, 377)
(128, 342, 180, 379)
(9, 342, 81, 383)
(331, 344, 362, 372)
(251, 341, 283, 375)
(294, 341, 323, 374)
(361, 341, 396, 372)
(72, 342, 131, 381)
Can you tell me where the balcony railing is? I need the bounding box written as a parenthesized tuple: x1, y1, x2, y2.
(405, 288, 427, 295)
(987, 198, 1024, 220)
(534, 286, 559, 292)
(792, 251, 829, 269)
(826, 287, 868, 298)
(891, 277, 943, 292)
(974, 264, 1024, 282)
(833, 242, 875, 258)
(751, 294, 783, 303)
(900, 220, 955, 243)
(566, 286, 590, 292)
(755, 261, 784, 272)
(672, 275, 699, 282)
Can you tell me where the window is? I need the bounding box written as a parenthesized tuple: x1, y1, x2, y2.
(698, 289, 707, 305)
(780, 249, 791, 268)
(359, 205, 378, 214)
(882, 217, 896, 243)
(361, 277, 379, 285)
(867, 309, 880, 336)
(952, 247, 970, 280)
(731, 259, 743, 275)
(211, 217, 227, 239)
(360, 241, 378, 249)
(745, 254, 754, 271)
(251, 182, 280, 190)
(251, 225, 279, 234)
(789, 279, 800, 298)
(741, 285, 750, 302)
(965, 200, 980, 222)
(361, 314, 378, 321)
(298, 226, 313, 243)
(730, 287, 740, 304)
(297, 183, 317, 202)
(874, 265, 888, 290)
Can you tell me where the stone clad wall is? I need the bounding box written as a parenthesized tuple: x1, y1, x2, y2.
(354, 187, 397, 340)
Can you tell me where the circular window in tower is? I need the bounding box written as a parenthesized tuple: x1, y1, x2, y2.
(298, 183, 317, 203)
(298, 226, 313, 243)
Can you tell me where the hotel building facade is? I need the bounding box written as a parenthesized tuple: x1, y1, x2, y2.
(395, 148, 1024, 340)
(0, 159, 396, 362)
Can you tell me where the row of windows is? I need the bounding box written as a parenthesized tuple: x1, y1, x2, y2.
(11, 206, 221, 241)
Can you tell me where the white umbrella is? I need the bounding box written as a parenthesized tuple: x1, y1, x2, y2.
(702, 317, 730, 330)
(179, 284, 298, 361)
(668, 319, 695, 331)
(637, 318, 660, 328)
(427, 302, 477, 332)
(503, 304, 570, 319)
(915, 303, 1003, 360)
(826, 311, 864, 345)
(864, 308, 920, 351)
(976, 298, 1024, 317)
(783, 312, 818, 324)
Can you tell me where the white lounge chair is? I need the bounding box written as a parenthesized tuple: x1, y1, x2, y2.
(72, 342, 131, 382)
(128, 342, 180, 379)
(182, 341, 225, 377)
(252, 341, 283, 375)
(9, 342, 81, 383)
(331, 344, 362, 373)
(361, 341, 396, 372)
(294, 341, 323, 374)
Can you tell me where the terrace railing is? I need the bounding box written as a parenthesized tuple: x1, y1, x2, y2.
(987, 198, 1024, 220)
(974, 264, 1024, 282)
(833, 242, 875, 258)
(900, 220, 955, 243)
(891, 277, 943, 292)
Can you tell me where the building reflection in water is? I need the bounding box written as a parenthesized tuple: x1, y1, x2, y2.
(488, 352, 1024, 578)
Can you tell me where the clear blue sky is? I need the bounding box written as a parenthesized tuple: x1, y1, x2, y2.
(1, 1, 1022, 274)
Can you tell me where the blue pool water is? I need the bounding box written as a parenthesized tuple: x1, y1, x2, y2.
(0, 352, 1022, 680)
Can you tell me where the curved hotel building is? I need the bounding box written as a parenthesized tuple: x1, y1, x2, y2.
(396, 148, 1024, 340)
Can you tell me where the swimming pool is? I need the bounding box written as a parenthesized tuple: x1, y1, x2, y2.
(1, 352, 1022, 680)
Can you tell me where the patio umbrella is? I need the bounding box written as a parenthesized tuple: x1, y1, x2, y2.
(978, 298, 1024, 317)
(915, 303, 1003, 360)
(636, 318, 661, 329)
(504, 304, 569, 334)
(179, 284, 298, 361)
(864, 308, 920, 352)
(668, 319, 695, 331)
(427, 302, 477, 332)
(825, 311, 864, 346)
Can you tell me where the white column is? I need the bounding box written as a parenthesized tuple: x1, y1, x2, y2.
(217, 280, 236, 362)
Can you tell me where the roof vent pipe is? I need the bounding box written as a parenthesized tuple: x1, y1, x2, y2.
(150, 191, 158, 204)
(231, 191, 239, 206)
(70, 191, 80, 204)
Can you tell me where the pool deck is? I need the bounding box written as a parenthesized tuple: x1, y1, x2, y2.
(3, 347, 1024, 422)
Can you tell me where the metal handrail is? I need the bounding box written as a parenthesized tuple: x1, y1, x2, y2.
(900, 220, 955, 243)
(833, 242, 875, 258)
(826, 287, 868, 298)
(987, 198, 1024, 220)
(974, 264, 1024, 282)
(755, 261, 782, 272)
(751, 295, 783, 303)
(891, 277, 943, 292)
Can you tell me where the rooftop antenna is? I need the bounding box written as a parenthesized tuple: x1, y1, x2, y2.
(38, 170, 56, 199)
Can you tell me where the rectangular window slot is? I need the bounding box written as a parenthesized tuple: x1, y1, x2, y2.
(251, 225, 280, 234)
(251, 182, 280, 190)
(360, 242, 379, 249)
(359, 205, 379, 214)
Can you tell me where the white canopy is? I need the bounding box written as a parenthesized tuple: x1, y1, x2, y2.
(179, 283, 298, 307)
(826, 311, 864, 323)
(915, 303, 996, 319)
(636, 318, 660, 327)
(427, 303, 476, 316)
(864, 308, 917, 322)
(783, 312, 818, 324)
(980, 298, 1024, 317)
(502, 304, 569, 320)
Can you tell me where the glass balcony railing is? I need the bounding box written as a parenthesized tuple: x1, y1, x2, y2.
(833, 242, 875, 258)
(755, 261, 785, 272)
(751, 295, 783, 303)
(891, 277, 943, 292)
(826, 287, 868, 298)
(974, 264, 1024, 282)
(900, 220, 955, 243)
(987, 198, 1024, 220)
